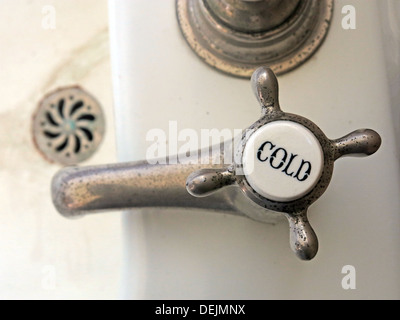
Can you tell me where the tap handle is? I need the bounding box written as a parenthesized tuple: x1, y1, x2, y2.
(333, 129, 381, 160)
(186, 66, 381, 260)
(286, 210, 318, 261)
(251, 66, 281, 113)
(186, 167, 236, 197)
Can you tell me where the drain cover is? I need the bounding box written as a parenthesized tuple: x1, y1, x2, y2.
(32, 86, 105, 165)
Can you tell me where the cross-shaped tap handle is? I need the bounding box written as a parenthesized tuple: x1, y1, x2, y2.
(186, 67, 381, 260)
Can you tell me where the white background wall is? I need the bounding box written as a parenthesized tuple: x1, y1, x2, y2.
(0, 0, 121, 299)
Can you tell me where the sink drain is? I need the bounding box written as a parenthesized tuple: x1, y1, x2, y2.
(32, 86, 105, 165)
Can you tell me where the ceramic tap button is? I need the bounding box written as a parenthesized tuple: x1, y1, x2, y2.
(242, 121, 324, 202)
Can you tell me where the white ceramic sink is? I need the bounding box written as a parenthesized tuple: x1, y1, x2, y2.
(108, 0, 400, 299)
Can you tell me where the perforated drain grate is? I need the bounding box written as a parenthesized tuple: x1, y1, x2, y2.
(32, 86, 105, 165)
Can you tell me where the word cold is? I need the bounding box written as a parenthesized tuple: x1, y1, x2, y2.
(257, 141, 312, 182)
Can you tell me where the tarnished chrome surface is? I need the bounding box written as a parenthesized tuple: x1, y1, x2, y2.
(186, 67, 381, 260)
(204, 0, 301, 33)
(52, 144, 281, 224)
(176, 0, 334, 77)
(32, 86, 105, 165)
(52, 67, 381, 261)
